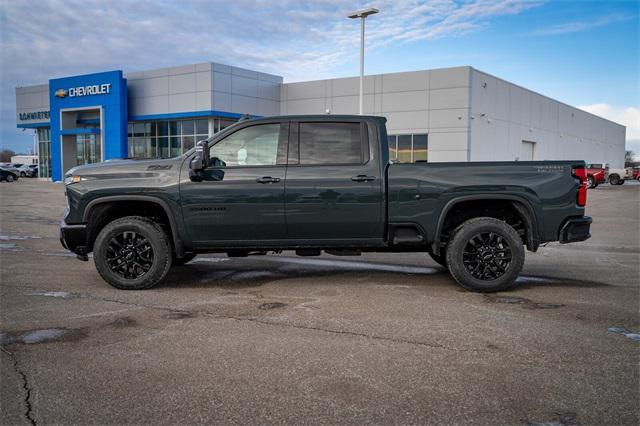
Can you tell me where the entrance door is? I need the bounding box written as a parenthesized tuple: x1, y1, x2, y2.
(76, 134, 101, 165)
(284, 120, 384, 242)
(180, 121, 288, 246)
(520, 140, 535, 161)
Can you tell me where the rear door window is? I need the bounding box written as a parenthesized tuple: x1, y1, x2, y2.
(298, 122, 363, 165)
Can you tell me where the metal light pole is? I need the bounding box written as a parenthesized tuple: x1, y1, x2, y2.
(348, 7, 378, 115)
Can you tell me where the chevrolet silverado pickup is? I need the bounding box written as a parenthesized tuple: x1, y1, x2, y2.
(60, 115, 592, 292)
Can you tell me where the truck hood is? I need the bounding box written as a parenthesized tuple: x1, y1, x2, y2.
(66, 157, 185, 178)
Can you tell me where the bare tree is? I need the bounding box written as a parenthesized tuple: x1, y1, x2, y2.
(0, 149, 16, 163)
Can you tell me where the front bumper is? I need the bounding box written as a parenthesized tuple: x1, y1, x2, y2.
(559, 216, 592, 244)
(60, 220, 88, 255)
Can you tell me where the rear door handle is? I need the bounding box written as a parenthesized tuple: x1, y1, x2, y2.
(256, 176, 281, 184)
(351, 175, 376, 182)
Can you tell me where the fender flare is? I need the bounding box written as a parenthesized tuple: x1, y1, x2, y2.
(83, 195, 183, 256)
(432, 194, 540, 255)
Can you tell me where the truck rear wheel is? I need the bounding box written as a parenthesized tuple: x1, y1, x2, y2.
(446, 217, 524, 292)
(94, 216, 172, 290)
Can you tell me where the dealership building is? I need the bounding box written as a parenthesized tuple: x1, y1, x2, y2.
(15, 62, 626, 181)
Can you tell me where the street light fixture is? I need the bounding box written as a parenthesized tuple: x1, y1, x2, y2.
(348, 7, 379, 115)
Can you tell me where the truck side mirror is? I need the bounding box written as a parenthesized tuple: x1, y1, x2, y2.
(189, 140, 209, 182)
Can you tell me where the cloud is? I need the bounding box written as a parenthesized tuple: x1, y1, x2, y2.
(530, 13, 634, 36)
(1, 0, 542, 151)
(579, 103, 640, 152)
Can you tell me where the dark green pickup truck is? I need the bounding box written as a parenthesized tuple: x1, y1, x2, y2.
(60, 115, 591, 292)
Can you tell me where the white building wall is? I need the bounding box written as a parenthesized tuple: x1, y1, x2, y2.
(126, 62, 282, 118)
(281, 67, 471, 162)
(15, 84, 50, 126)
(469, 69, 626, 168)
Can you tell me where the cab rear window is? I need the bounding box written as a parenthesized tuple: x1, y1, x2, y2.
(298, 122, 362, 165)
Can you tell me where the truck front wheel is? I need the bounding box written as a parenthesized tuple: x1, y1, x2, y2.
(446, 217, 524, 292)
(93, 216, 172, 290)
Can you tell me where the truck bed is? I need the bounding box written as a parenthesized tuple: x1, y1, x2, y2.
(387, 160, 586, 244)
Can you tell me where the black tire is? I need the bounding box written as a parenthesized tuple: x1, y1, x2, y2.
(428, 251, 448, 268)
(93, 216, 172, 290)
(609, 175, 620, 185)
(587, 176, 597, 189)
(173, 252, 197, 266)
(617, 180, 624, 186)
(446, 217, 525, 293)
(20, 172, 26, 177)
(6, 174, 14, 182)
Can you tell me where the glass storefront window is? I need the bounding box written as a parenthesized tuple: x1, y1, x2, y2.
(397, 135, 412, 163)
(168, 121, 178, 137)
(388, 135, 397, 161)
(388, 133, 428, 163)
(195, 119, 208, 135)
(127, 117, 238, 159)
(169, 136, 181, 157)
(37, 127, 51, 178)
(158, 137, 169, 158)
(157, 122, 168, 137)
(181, 120, 194, 135)
(413, 134, 428, 162)
(133, 123, 145, 137)
(182, 136, 195, 152)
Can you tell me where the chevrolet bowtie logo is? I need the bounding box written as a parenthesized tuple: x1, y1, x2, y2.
(55, 89, 68, 98)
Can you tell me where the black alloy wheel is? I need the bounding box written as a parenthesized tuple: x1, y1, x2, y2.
(94, 216, 172, 290)
(462, 232, 512, 280)
(106, 231, 154, 280)
(446, 217, 524, 292)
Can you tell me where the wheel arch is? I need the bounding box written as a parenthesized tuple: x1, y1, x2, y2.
(432, 194, 540, 255)
(83, 195, 183, 256)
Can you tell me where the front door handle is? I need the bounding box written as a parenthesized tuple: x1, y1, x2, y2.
(351, 175, 376, 182)
(256, 176, 281, 184)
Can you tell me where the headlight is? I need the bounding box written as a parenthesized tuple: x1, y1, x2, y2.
(64, 175, 83, 185)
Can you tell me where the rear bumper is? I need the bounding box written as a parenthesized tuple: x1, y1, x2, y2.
(559, 216, 592, 244)
(60, 221, 88, 255)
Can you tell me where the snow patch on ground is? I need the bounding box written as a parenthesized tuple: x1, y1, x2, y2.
(608, 327, 640, 341)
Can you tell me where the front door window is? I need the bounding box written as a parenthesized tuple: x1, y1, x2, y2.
(209, 123, 281, 167)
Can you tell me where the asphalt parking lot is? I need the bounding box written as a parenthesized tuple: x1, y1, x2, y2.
(1, 179, 638, 425)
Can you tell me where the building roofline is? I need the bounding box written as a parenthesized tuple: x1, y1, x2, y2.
(469, 66, 626, 130)
(283, 65, 472, 84)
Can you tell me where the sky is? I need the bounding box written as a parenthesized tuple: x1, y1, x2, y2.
(0, 0, 638, 154)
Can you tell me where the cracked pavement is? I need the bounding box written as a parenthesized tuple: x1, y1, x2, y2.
(1, 179, 639, 424)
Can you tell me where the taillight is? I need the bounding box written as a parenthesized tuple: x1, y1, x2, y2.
(572, 167, 587, 207)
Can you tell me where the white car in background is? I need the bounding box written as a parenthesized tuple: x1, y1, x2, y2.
(607, 167, 633, 185)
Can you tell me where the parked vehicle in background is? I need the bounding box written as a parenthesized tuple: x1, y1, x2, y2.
(0, 163, 20, 176)
(60, 115, 591, 293)
(632, 167, 640, 181)
(28, 164, 38, 177)
(0, 168, 19, 182)
(586, 163, 609, 188)
(607, 167, 632, 185)
(13, 163, 37, 177)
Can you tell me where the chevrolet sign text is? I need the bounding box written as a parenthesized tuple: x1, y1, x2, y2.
(58, 83, 112, 98)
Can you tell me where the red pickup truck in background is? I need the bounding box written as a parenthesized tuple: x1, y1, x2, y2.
(586, 163, 609, 188)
